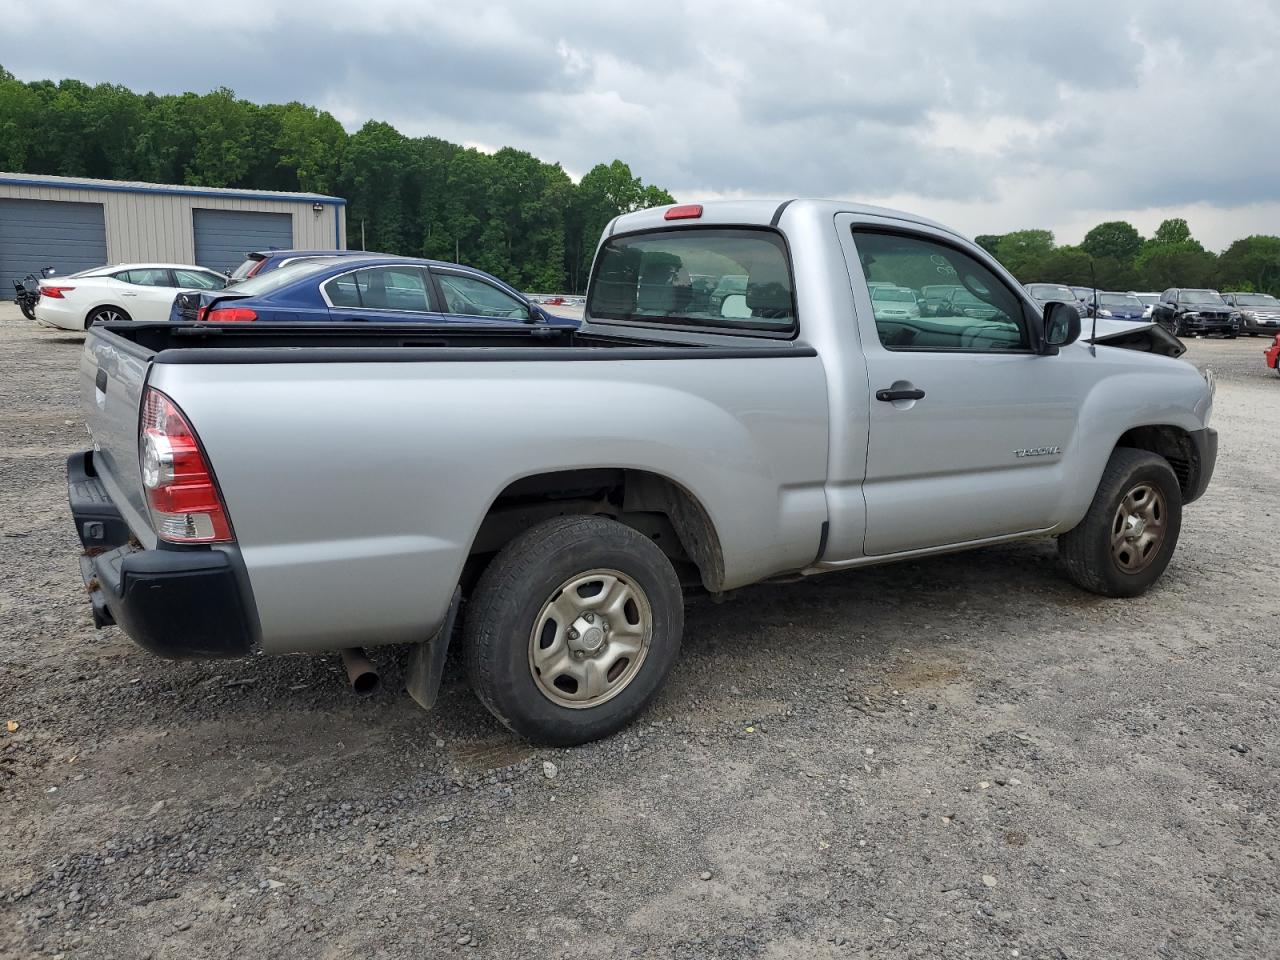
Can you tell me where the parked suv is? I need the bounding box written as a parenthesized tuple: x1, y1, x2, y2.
(1151, 289, 1241, 338)
(1223, 292, 1280, 336)
(227, 248, 377, 284)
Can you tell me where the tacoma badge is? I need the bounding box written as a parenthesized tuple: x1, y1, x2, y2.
(1014, 446, 1061, 458)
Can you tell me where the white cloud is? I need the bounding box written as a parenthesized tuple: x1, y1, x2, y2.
(5, 0, 1278, 249)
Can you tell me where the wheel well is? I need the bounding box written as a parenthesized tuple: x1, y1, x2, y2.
(1115, 425, 1196, 498)
(468, 469, 725, 592)
(85, 304, 129, 328)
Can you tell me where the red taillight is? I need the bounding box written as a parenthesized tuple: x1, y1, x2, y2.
(140, 388, 232, 543)
(40, 286, 74, 299)
(664, 204, 703, 220)
(203, 307, 257, 322)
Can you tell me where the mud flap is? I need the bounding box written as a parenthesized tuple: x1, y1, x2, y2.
(405, 586, 461, 712)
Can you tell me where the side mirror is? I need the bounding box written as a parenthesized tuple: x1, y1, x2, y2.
(1042, 301, 1081, 354)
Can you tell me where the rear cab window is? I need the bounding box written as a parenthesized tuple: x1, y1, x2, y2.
(588, 228, 796, 336)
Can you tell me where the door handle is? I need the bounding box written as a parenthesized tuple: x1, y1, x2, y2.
(876, 387, 926, 402)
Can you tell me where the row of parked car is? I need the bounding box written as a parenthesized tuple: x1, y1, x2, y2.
(879, 277, 1280, 341)
(1021, 282, 1280, 339)
(26, 245, 1280, 346)
(30, 249, 575, 332)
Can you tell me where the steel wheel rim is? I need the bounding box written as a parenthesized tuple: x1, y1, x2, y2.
(528, 568, 653, 709)
(1110, 482, 1167, 573)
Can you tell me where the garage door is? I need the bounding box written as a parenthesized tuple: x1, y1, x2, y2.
(193, 209, 294, 274)
(0, 199, 108, 288)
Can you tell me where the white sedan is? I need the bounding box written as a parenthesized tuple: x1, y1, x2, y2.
(34, 263, 228, 331)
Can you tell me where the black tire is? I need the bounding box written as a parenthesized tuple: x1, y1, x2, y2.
(19, 301, 36, 321)
(464, 515, 684, 746)
(1058, 448, 1183, 598)
(85, 306, 131, 328)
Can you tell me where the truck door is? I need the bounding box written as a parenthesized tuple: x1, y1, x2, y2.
(835, 216, 1086, 556)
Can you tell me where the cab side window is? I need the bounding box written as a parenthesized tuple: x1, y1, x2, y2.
(852, 230, 1029, 352)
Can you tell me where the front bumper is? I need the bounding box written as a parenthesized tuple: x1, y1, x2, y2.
(68, 451, 255, 659)
(1185, 427, 1218, 504)
(1242, 315, 1280, 333)
(1180, 316, 1239, 335)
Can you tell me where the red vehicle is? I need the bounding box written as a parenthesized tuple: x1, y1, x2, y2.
(1267, 333, 1280, 375)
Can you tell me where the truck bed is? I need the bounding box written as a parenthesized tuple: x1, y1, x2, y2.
(80, 320, 830, 656)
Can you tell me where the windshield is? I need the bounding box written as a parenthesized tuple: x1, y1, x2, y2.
(1028, 284, 1075, 301)
(1133, 293, 1158, 305)
(872, 287, 915, 302)
(1232, 294, 1278, 306)
(229, 258, 342, 296)
(1180, 290, 1226, 306)
(1098, 293, 1143, 308)
(588, 229, 795, 332)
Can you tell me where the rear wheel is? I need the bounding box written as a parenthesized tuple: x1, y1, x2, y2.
(1058, 448, 1182, 598)
(18, 300, 36, 321)
(85, 306, 131, 328)
(464, 515, 684, 746)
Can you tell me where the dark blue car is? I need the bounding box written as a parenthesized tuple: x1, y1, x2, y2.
(1094, 292, 1147, 322)
(171, 256, 578, 329)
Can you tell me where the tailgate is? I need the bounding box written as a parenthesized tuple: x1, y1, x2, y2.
(79, 326, 158, 545)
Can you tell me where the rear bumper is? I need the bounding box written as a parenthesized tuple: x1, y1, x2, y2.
(34, 298, 83, 331)
(68, 451, 255, 659)
(1185, 428, 1218, 504)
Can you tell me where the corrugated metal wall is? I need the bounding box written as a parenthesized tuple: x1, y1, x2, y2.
(0, 181, 345, 265)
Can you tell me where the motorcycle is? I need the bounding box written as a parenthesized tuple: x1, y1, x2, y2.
(11, 266, 55, 321)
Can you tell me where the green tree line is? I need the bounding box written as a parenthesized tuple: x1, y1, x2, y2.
(975, 218, 1280, 296)
(0, 68, 673, 292)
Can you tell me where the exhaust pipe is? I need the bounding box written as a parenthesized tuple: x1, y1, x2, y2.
(340, 647, 380, 697)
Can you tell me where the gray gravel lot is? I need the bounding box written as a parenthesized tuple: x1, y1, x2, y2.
(1, 307, 1277, 959)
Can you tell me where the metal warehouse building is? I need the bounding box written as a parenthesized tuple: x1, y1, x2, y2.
(0, 172, 346, 286)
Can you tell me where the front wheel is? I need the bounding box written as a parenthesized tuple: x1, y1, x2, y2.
(1058, 448, 1183, 598)
(464, 515, 684, 746)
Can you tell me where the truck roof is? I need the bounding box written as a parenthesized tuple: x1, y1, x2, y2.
(608, 198, 962, 241)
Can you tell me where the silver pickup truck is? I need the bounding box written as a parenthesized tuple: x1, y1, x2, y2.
(70, 199, 1216, 745)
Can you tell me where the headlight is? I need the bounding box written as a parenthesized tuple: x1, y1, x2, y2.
(1230, 312, 1242, 322)
(1203, 367, 1215, 397)
(1099, 309, 1113, 317)
(1183, 311, 1198, 319)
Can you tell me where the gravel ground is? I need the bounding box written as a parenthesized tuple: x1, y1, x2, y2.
(1, 307, 1277, 959)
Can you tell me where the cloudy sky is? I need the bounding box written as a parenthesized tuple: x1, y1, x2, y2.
(4, 0, 1279, 249)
